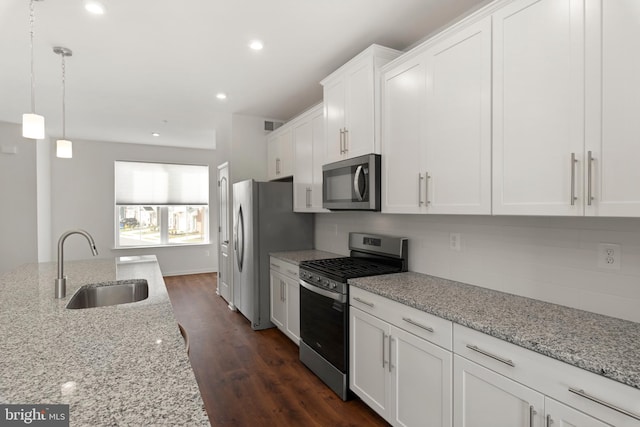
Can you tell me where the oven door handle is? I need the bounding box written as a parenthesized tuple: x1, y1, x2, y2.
(300, 280, 346, 303)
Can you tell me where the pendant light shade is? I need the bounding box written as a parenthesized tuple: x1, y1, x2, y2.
(23, 113, 45, 139)
(54, 46, 73, 159)
(22, 0, 45, 140)
(56, 139, 73, 158)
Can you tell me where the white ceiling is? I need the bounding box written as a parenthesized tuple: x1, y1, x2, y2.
(0, 0, 486, 149)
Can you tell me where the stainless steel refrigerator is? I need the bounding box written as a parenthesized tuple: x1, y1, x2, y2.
(232, 179, 314, 330)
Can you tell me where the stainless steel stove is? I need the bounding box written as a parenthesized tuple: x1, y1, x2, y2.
(298, 232, 408, 400)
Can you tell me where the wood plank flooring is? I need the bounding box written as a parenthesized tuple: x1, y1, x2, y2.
(164, 273, 388, 427)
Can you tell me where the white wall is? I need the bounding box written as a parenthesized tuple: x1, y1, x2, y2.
(230, 114, 269, 183)
(315, 213, 640, 323)
(0, 122, 38, 273)
(50, 138, 224, 276)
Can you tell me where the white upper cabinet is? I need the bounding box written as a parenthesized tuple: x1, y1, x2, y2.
(267, 127, 293, 181)
(322, 45, 401, 164)
(293, 104, 327, 213)
(382, 17, 491, 214)
(584, 0, 640, 216)
(492, 0, 585, 215)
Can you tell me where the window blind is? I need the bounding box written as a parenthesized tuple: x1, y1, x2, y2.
(115, 161, 209, 205)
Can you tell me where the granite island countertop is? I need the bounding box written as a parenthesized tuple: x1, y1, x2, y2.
(270, 249, 343, 265)
(0, 256, 209, 426)
(349, 271, 640, 391)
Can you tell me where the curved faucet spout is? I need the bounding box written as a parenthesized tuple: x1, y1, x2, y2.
(55, 229, 99, 299)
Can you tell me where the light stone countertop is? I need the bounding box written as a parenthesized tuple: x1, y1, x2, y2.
(0, 256, 209, 426)
(270, 249, 344, 265)
(349, 271, 640, 391)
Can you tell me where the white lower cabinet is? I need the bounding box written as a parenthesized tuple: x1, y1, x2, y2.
(454, 354, 545, 427)
(269, 257, 300, 344)
(546, 397, 611, 427)
(350, 288, 453, 427)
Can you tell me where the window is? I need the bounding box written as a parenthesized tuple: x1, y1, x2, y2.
(115, 161, 209, 248)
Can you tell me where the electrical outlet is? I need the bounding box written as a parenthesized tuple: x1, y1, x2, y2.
(204, 250, 210, 257)
(597, 243, 621, 270)
(450, 233, 461, 252)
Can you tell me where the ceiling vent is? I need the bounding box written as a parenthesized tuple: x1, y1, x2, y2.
(264, 120, 283, 132)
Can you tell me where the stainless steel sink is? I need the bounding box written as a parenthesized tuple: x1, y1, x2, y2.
(66, 279, 149, 309)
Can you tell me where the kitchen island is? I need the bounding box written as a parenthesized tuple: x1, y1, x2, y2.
(0, 256, 209, 426)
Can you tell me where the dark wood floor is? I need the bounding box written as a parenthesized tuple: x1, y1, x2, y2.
(164, 273, 388, 427)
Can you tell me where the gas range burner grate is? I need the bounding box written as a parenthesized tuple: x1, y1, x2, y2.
(300, 257, 402, 281)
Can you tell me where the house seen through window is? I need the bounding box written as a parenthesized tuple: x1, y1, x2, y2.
(115, 161, 209, 248)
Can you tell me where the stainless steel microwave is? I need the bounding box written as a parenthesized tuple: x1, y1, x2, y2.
(322, 154, 381, 211)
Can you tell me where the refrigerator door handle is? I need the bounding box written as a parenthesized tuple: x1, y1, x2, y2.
(236, 205, 245, 272)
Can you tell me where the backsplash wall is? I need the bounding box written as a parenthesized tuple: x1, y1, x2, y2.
(314, 212, 640, 323)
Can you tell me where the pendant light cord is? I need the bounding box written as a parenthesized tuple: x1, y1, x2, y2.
(61, 53, 66, 139)
(29, 0, 36, 113)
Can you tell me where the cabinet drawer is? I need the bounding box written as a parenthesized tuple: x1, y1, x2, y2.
(350, 287, 452, 351)
(454, 324, 640, 426)
(269, 257, 299, 281)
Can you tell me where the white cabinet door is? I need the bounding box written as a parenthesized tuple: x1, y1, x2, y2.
(492, 0, 585, 216)
(284, 274, 300, 344)
(293, 118, 313, 212)
(454, 355, 545, 427)
(585, 0, 640, 216)
(267, 128, 293, 180)
(391, 325, 452, 427)
(381, 54, 428, 214)
(424, 17, 492, 215)
(344, 57, 375, 160)
(546, 397, 612, 427)
(269, 270, 285, 329)
(293, 105, 327, 213)
(310, 109, 326, 210)
(350, 306, 391, 419)
(324, 77, 346, 164)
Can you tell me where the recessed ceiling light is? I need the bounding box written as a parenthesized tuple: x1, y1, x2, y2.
(151, 132, 160, 137)
(84, 0, 106, 15)
(216, 93, 227, 100)
(249, 40, 263, 51)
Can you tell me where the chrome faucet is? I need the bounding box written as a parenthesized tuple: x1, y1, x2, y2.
(55, 229, 99, 298)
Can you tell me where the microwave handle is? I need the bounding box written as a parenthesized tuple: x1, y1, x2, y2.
(353, 165, 367, 201)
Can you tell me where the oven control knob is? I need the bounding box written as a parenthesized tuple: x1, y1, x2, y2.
(330, 283, 337, 289)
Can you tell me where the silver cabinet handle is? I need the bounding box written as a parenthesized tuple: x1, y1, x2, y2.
(570, 153, 577, 206)
(418, 173, 424, 206)
(344, 128, 349, 153)
(382, 332, 387, 368)
(529, 405, 537, 427)
(353, 296, 374, 307)
(402, 317, 434, 333)
(306, 187, 311, 208)
(568, 388, 640, 421)
(282, 281, 286, 302)
(276, 158, 281, 175)
(587, 151, 594, 206)
(270, 263, 280, 269)
(466, 344, 515, 367)
(425, 172, 430, 205)
(339, 128, 345, 154)
(388, 336, 394, 373)
(546, 414, 552, 427)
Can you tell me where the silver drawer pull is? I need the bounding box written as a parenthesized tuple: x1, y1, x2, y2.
(466, 344, 515, 367)
(270, 263, 280, 269)
(286, 269, 297, 277)
(402, 317, 434, 333)
(529, 405, 536, 427)
(353, 297, 374, 307)
(568, 388, 640, 421)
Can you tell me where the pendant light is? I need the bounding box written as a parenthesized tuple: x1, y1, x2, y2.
(53, 46, 73, 159)
(22, 0, 45, 140)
